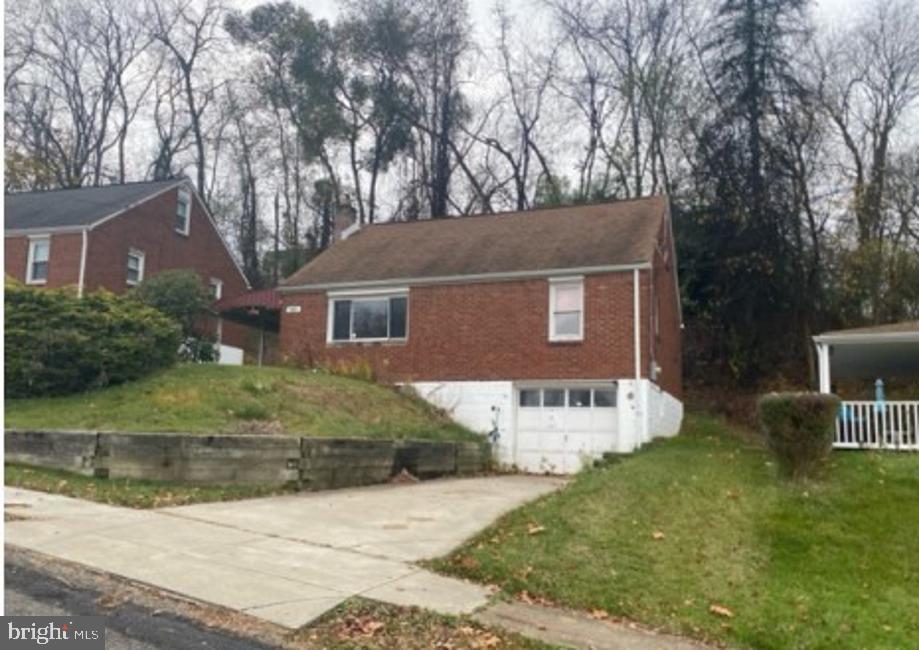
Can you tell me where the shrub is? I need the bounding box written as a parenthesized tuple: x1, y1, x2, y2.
(5, 282, 181, 398)
(757, 392, 841, 479)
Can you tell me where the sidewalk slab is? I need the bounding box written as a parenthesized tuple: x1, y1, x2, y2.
(5, 476, 563, 629)
(476, 601, 711, 650)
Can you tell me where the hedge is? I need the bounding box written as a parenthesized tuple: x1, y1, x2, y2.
(5, 282, 181, 398)
(757, 392, 841, 479)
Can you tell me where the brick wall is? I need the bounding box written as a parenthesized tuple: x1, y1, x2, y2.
(5, 185, 262, 355)
(83, 186, 247, 299)
(280, 271, 647, 382)
(4, 232, 83, 288)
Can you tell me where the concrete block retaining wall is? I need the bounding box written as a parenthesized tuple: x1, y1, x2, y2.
(5, 430, 491, 489)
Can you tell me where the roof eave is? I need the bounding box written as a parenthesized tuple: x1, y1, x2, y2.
(5, 225, 89, 236)
(279, 261, 652, 293)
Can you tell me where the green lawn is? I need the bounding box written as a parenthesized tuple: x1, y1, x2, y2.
(432, 413, 919, 649)
(5, 464, 293, 509)
(5, 364, 475, 442)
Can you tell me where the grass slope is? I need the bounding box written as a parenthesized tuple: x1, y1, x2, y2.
(5, 364, 475, 442)
(433, 413, 919, 649)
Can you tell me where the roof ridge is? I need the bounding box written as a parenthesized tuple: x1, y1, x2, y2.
(5, 177, 187, 197)
(365, 194, 668, 227)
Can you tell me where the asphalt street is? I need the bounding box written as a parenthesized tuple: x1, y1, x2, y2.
(5, 559, 275, 650)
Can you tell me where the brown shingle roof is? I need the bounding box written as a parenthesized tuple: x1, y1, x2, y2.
(282, 196, 668, 289)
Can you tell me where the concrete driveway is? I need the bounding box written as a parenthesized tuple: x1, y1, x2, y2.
(5, 476, 563, 628)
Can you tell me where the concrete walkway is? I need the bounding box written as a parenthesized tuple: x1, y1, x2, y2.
(477, 602, 711, 650)
(4, 476, 563, 628)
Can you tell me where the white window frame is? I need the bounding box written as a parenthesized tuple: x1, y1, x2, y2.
(326, 289, 409, 343)
(210, 278, 223, 300)
(25, 235, 51, 285)
(126, 248, 145, 286)
(175, 188, 191, 236)
(548, 276, 584, 342)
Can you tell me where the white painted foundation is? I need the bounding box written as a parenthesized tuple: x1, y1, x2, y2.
(411, 378, 683, 474)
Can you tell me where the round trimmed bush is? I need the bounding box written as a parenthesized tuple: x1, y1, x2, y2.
(757, 392, 841, 479)
(5, 282, 181, 398)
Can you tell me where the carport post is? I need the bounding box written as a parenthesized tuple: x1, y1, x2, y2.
(817, 343, 831, 394)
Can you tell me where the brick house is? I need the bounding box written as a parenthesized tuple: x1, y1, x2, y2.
(279, 196, 683, 473)
(4, 179, 257, 360)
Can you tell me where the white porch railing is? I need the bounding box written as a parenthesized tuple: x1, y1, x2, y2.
(835, 401, 919, 450)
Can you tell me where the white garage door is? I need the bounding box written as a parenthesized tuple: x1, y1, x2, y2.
(514, 384, 618, 473)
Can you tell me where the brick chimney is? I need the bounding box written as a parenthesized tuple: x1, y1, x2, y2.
(333, 195, 358, 242)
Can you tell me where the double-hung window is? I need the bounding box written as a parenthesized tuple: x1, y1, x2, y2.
(175, 188, 191, 235)
(328, 292, 408, 342)
(126, 249, 145, 285)
(26, 236, 50, 284)
(549, 277, 584, 341)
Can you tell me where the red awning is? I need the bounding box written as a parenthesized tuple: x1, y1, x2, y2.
(214, 288, 281, 312)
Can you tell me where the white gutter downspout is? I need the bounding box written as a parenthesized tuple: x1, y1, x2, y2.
(633, 268, 646, 445)
(77, 229, 88, 298)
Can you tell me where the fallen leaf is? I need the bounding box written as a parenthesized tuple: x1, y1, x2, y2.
(652, 531, 665, 540)
(527, 523, 546, 535)
(589, 608, 610, 620)
(709, 604, 734, 618)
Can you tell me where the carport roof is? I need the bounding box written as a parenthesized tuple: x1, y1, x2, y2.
(814, 321, 919, 380)
(814, 321, 919, 344)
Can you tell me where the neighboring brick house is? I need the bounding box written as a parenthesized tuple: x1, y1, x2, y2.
(4, 179, 257, 360)
(279, 196, 683, 473)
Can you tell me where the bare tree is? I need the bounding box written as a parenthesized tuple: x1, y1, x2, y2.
(818, 0, 919, 245)
(474, 6, 558, 211)
(150, 0, 226, 199)
(549, 0, 689, 198)
(6, 0, 121, 187)
(94, 0, 156, 183)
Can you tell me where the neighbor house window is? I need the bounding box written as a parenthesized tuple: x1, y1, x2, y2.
(26, 236, 50, 284)
(549, 277, 584, 341)
(175, 188, 191, 235)
(126, 249, 145, 285)
(328, 293, 408, 342)
(210, 278, 223, 300)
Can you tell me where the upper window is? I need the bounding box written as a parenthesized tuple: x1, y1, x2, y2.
(26, 236, 50, 284)
(329, 293, 408, 342)
(549, 278, 584, 341)
(175, 188, 191, 235)
(126, 249, 145, 285)
(210, 278, 223, 300)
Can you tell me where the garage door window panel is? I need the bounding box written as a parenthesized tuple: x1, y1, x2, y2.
(594, 388, 617, 407)
(568, 389, 592, 407)
(543, 389, 565, 407)
(519, 389, 541, 407)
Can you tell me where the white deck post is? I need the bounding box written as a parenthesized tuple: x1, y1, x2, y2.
(817, 343, 832, 394)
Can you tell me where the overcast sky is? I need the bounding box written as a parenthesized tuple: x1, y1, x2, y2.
(234, 0, 864, 35)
